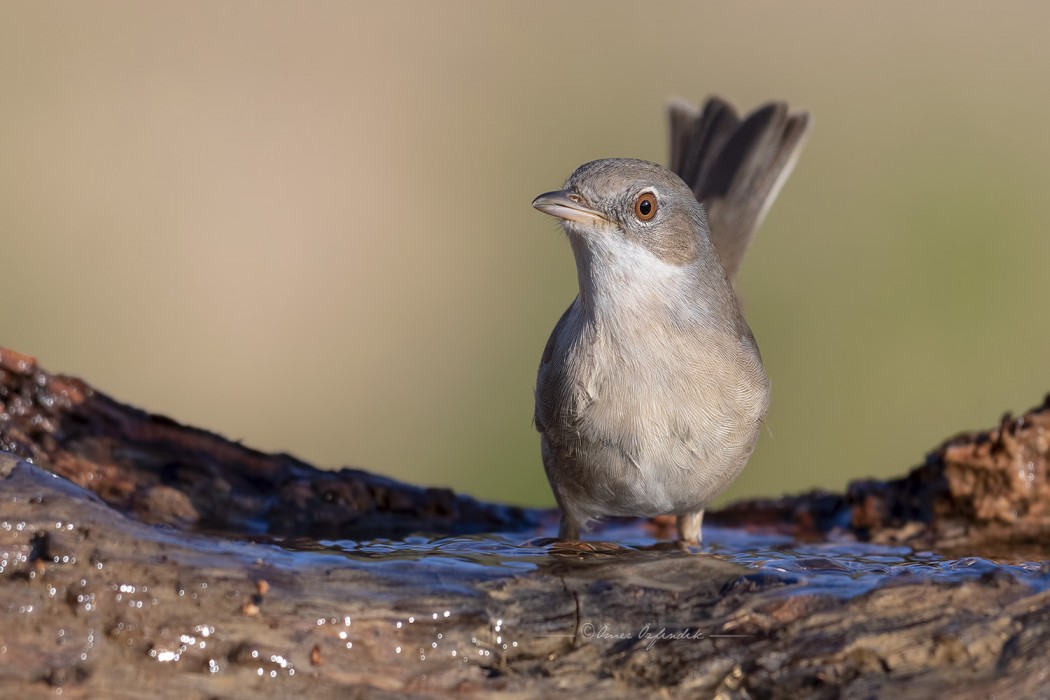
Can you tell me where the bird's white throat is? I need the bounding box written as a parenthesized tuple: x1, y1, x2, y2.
(567, 230, 713, 329)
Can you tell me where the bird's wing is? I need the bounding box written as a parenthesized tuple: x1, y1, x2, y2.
(668, 96, 811, 280)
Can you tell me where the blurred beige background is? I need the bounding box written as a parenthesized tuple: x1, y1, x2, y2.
(2, 2, 1049, 508)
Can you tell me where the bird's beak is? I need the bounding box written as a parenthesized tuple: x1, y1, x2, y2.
(531, 189, 608, 226)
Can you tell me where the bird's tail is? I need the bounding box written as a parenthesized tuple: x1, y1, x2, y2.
(668, 96, 811, 280)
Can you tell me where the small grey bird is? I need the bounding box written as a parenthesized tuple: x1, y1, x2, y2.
(532, 97, 810, 543)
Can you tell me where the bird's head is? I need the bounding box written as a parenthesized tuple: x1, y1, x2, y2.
(532, 158, 711, 267)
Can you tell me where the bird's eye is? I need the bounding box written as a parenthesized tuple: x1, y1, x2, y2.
(634, 192, 657, 222)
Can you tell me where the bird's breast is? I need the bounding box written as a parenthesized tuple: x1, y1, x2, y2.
(552, 309, 768, 514)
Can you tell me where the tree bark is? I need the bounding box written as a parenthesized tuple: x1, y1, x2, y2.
(1, 347, 1048, 697)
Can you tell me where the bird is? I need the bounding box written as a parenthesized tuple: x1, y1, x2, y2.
(531, 96, 810, 544)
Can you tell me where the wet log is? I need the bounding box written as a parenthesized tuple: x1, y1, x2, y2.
(0, 348, 536, 540)
(711, 394, 1050, 555)
(1, 347, 1049, 697)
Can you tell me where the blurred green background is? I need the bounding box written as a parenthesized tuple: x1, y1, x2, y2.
(2, 2, 1049, 509)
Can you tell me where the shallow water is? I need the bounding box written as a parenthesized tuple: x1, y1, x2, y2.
(267, 523, 1050, 599)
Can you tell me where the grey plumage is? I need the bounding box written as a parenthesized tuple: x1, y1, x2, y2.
(668, 96, 811, 280)
(533, 96, 810, 543)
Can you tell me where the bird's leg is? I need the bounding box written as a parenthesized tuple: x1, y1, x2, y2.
(676, 509, 704, 545)
(558, 512, 582, 541)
